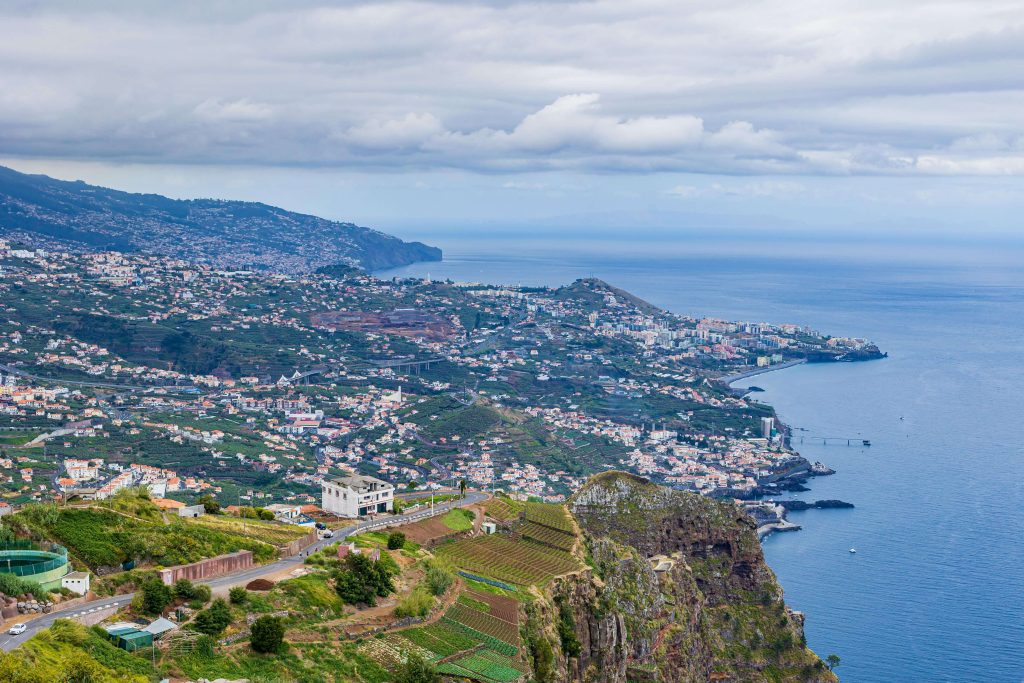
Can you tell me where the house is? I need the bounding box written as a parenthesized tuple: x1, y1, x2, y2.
(264, 503, 303, 522)
(0, 502, 13, 517)
(321, 474, 394, 517)
(177, 504, 205, 518)
(61, 571, 91, 596)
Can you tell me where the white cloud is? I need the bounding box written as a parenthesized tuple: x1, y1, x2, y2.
(1, 1, 1024, 176)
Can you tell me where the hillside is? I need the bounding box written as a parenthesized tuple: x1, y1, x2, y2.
(0, 164, 440, 273)
(0, 477, 835, 682)
(558, 472, 836, 683)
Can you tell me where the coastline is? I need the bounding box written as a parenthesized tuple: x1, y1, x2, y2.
(720, 358, 808, 385)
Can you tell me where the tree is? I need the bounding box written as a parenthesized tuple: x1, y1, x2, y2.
(387, 531, 406, 550)
(192, 598, 232, 636)
(140, 578, 172, 615)
(229, 586, 248, 605)
(174, 578, 197, 601)
(394, 652, 439, 683)
(406, 481, 419, 490)
(250, 615, 285, 654)
(826, 654, 841, 671)
(197, 494, 220, 515)
(332, 552, 397, 606)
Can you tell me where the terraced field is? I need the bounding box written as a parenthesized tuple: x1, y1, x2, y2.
(483, 497, 525, 522)
(361, 599, 528, 683)
(521, 521, 575, 551)
(437, 650, 529, 683)
(445, 602, 518, 646)
(435, 535, 581, 586)
(524, 502, 574, 533)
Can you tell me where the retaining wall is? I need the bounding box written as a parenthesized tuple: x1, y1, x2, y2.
(280, 528, 319, 557)
(158, 550, 253, 586)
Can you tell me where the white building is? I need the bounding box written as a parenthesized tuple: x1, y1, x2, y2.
(322, 474, 394, 518)
(61, 571, 91, 596)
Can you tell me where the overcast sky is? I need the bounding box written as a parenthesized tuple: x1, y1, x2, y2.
(3, 0, 1024, 239)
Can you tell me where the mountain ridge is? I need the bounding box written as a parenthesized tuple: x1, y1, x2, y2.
(0, 164, 441, 273)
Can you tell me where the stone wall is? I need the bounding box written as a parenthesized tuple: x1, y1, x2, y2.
(158, 550, 253, 586)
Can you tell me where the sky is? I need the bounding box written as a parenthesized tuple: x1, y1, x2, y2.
(3, 0, 1024, 241)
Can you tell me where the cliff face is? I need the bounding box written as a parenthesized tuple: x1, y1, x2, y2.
(526, 472, 836, 683)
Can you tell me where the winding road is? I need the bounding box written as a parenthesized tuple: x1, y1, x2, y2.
(0, 491, 487, 652)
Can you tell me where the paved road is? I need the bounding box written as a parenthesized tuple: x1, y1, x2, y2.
(0, 491, 487, 651)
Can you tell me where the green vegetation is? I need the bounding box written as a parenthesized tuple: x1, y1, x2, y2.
(12, 500, 276, 570)
(229, 586, 248, 605)
(435, 534, 581, 586)
(191, 598, 233, 637)
(333, 552, 398, 607)
(395, 652, 439, 683)
(387, 531, 406, 550)
(393, 586, 434, 618)
(250, 615, 286, 654)
(139, 577, 172, 615)
(424, 561, 454, 596)
(0, 619, 155, 682)
(440, 507, 475, 532)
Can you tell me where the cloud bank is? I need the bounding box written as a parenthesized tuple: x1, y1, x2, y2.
(2, 0, 1024, 176)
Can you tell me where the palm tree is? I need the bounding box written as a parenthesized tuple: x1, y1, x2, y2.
(459, 479, 467, 499)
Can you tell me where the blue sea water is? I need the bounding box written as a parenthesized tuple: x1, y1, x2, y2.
(379, 231, 1024, 682)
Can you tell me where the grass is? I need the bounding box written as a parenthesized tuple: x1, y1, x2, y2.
(184, 514, 310, 546)
(12, 502, 277, 570)
(0, 619, 155, 682)
(441, 508, 475, 532)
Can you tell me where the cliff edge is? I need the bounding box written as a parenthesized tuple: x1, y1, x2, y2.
(524, 472, 837, 683)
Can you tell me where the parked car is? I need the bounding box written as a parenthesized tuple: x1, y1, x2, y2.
(314, 522, 327, 530)
(321, 530, 334, 538)
(8, 623, 27, 635)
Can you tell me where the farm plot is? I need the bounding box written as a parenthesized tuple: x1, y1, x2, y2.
(483, 498, 524, 522)
(394, 622, 479, 658)
(400, 516, 462, 546)
(438, 650, 528, 683)
(521, 521, 575, 552)
(445, 602, 519, 646)
(524, 502, 575, 533)
(463, 590, 520, 624)
(436, 535, 581, 586)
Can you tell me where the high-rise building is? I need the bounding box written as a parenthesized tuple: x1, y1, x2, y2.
(761, 416, 775, 439)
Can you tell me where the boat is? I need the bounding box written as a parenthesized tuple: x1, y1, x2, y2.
(849, 548, 857, 554)
(862, 439, 871, 446)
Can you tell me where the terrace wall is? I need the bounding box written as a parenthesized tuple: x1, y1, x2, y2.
(158, 550, 253, 586)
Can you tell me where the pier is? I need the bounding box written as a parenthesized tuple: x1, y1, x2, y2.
(798, 435, 871, 447)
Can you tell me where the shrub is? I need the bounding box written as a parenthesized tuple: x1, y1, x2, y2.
(394, 588, 433, 618)
(174, 578, 197, 600)
(395, 652, 439, 683)
(424, 564, 454, 597)
(229, 586, 248, 605)
(140, 578, 172, 615)
(387, 531, 406, 550)
(250, 615, 285, 654)
(193, 584, 212, 604)
(192, 598, 232, 636)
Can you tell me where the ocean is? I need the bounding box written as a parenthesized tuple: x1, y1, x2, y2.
(377, 231, 1024, 683)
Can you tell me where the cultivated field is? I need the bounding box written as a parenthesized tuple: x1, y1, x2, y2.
(435, 535, 581, 586)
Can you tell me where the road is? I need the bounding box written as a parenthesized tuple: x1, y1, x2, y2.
(0, 491, 487, 651)
(0, 362, 198, 394)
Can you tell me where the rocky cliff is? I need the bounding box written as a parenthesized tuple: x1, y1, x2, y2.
(524, 472, 836, 683)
